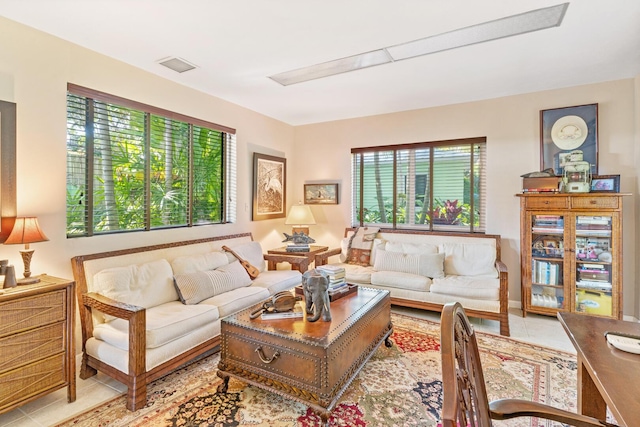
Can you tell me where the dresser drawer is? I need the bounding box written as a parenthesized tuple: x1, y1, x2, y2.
(525, 196, 568, 209)
(0, 290, 66, 337)
(0, 353, 66, 412)
(571, 196, 619, 210)
(0, 322, 65, 374)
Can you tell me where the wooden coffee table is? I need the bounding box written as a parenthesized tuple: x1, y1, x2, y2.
(217, 287, 392, 425)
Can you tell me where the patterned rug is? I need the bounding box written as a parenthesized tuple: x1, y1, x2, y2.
(56, 313, 578, 427)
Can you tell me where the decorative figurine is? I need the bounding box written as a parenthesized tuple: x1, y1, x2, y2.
(282, 231, 315, 245)
(301, 268, 331, 322)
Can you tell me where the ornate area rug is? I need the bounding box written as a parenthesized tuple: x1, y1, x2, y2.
(56, 313, 578, 427)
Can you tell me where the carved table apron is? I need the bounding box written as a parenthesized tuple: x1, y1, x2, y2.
(217, 287, 393, 425)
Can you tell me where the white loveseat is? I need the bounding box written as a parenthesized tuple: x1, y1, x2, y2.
(316, 228, 509, 336)
(71, 233, 304, 411)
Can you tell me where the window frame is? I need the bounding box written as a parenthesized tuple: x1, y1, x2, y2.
(351, 137, 486, 233)
(66, 83, 236, 237)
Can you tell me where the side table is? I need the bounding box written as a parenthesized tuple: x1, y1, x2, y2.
(0, 275, 75, 414)
(267, 245, 329, 271)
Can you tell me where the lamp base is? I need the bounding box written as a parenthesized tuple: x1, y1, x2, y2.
(292, 226, 310, 236)
(17, 277, 41, 285)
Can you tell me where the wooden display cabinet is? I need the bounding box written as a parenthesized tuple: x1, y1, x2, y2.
(517, 193, 628, 319)
(0, 275, 75, 414)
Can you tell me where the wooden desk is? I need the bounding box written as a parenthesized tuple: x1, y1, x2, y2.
(267, 245, 328, 271)
(557, 312, 640, 426)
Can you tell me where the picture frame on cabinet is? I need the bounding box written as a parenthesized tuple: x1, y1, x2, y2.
(590, 175, 620, 193)
(540, 103, 598, 175)
(253, 153, 286, 220)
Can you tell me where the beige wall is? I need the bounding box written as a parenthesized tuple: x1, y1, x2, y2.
(0, 16, 295, 280)
(1, 15, 638, 319)
(294, 79, 638, 317)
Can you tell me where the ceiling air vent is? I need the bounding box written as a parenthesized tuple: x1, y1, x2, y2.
(158, 57, 197, 73)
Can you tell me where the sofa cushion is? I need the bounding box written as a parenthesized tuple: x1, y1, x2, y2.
(225, 241, 265, 273)
(439, 243, 497, 277)
(344, 227, 380, 266)
(340, 236, 384, 266)
(251, 270, 301, 295)
(430, 276, 500, 300)
(93, 259, 178, 320)
(92, 301, 220, 350)
(373, 249, 445, 279)
(384, 241, 438, 255)
(173, 261, 252, 305)
(200, 286, 271, 318)
(371, 270, 431, 292)
(170, 251, 229, 275)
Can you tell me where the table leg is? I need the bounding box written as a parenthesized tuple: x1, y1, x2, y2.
(577, 356, 606, 419)
(216, 371, 230, 393)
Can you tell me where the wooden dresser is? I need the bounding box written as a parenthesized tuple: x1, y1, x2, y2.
(0, 275, 75, 414)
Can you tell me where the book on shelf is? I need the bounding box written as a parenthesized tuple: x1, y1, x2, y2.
(577, 280, 612, 291)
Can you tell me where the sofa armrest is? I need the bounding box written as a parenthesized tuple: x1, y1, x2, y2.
(495, 260, 510, 336)
(263, 253, 310, 273)
(82, 292, 147, 377)
(314, 247, 342, 266)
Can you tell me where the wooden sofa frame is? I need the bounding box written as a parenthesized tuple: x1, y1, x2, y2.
(315, 228, 510, 336)
(71, 233, 309, 411)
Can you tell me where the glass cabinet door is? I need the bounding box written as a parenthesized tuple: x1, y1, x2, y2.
(574, 215, 613, 316)
(530, 214, 565, 310)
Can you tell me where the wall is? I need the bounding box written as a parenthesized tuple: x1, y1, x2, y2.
(0, 16, 295, 281)
(293, 79, 638, 317)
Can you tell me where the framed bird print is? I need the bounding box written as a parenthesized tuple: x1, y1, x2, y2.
(540, 103, 598, 175)
(253, 153, 286, 221)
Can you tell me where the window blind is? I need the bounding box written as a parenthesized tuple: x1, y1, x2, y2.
(351, 137, 486, 232)
(66, 85, 236, 237)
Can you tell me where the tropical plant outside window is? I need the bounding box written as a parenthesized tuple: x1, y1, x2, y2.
(66, 84, 236, 237)
(351, 137, 486, 232)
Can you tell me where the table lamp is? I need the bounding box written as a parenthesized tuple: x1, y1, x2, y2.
(3, 217, 49, 285)
(285, 203, 316, 236)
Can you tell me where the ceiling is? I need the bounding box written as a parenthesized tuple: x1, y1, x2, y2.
(0, 0, 639, 126)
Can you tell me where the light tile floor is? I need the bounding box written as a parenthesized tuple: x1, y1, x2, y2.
(0, 308, 575, 427)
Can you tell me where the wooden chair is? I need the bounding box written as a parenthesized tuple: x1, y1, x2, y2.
(440, 302, 616, 427)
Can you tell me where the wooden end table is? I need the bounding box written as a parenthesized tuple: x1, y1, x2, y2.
(267, 245, 328, 271)
(217, 287, 392, 426)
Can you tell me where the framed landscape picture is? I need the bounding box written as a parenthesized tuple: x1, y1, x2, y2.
(253, 153, 286, 220)
(304, 183, 338, 204)
(540, 103, 598, 175)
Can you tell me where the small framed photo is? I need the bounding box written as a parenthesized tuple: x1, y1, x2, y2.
(590, 175, 620, 193)
(304, 183, 338, 204)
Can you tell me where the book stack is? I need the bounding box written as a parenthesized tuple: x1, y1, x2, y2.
(286, 243, 310, 252)
(316, 265, 348, 295)
(575, 216, 612, 236)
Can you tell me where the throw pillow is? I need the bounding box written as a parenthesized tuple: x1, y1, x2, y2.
(223, 241, 265, 273)
(173, 261, 252, 305)
(373, 248, 445, 278)
(345, 226, 380, 266)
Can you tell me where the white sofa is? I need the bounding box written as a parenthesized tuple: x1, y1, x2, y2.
(71, 233, 305, 411)
(316, 228, 509, 336)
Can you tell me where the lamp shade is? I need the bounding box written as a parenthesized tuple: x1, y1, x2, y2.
(4, 217, 49, 246)
(285, 205, 316, 226)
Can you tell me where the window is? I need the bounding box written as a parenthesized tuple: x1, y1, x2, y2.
(351, 137, 486, 232)
(66, 84, 236, 237)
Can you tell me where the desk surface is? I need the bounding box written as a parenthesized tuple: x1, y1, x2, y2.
(558, 312, 640, 426)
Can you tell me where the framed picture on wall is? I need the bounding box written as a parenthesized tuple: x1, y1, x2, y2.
(253, 153, 286, 221)
(304, 183, 339, 204)
(540, 103, 598, 176)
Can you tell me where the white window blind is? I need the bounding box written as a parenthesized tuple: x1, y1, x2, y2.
(352, 137, 486, 232)
(66, 84, 236, 237)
